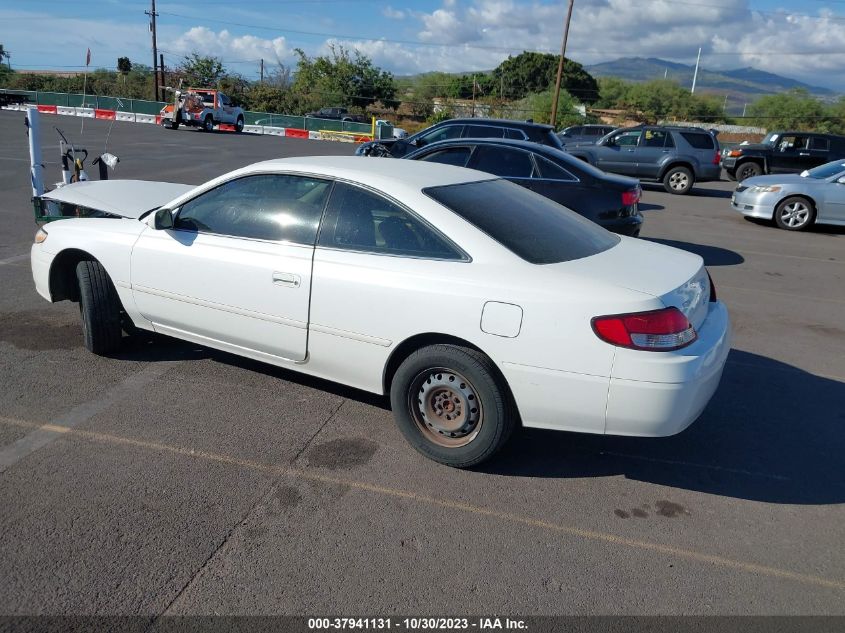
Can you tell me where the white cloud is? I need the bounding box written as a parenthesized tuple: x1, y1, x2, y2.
(382, 6, 406, 20)
(162, 27, 290, 65)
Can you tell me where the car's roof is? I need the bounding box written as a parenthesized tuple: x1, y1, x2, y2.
(244, 155, 497, 189)
(438, 117, 555, 131)
(412, 137, 560, 155)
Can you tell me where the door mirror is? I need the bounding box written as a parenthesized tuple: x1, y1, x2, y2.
(602, 136, 615, 146)
(838, 176, 845, 185)
(153, 208, 174, 230)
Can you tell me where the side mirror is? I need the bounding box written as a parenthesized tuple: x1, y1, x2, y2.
(153, 208, 174, 230)
(602, 136, 615, 146)
(838, 176, 845, 185)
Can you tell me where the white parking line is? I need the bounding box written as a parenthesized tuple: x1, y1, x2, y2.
(0, 362, 179, 473)
(0, 254, 28, 266)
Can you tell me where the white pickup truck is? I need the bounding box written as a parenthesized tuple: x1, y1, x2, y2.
(161, 89, 245, 132)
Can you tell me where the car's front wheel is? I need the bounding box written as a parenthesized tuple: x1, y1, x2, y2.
(774, 196, 815, 231)
(736, 161, 762, 181)
(235, 115, 244, 133)
(390, 344, 516, 467)
(76, 260, 123, 355)
(663, 166, 694, 195)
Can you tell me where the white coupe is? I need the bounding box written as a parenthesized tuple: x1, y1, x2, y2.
(31, 157, 731, 467)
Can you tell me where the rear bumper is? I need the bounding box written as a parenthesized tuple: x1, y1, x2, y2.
(696, 164, 722, 182)
(601, 214, 643, 237)
(604, 300, 731, 436)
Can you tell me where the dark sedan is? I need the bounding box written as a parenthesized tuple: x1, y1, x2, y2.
(404, 138, 643, 236)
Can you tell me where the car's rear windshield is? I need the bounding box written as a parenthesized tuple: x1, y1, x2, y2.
(423, 179, 619, 264)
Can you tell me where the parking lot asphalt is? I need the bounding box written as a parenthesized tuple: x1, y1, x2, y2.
(0, 111, 843, 617)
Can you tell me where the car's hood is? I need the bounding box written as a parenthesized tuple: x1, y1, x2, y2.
(732, 143, 770, 152)
(41, 180, 194, 219)
(741, 174, 810, 187)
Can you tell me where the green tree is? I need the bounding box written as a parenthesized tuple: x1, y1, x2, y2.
(746, 89, 826, 131)
(179, 54, 225, 88)
(492, 51, 598, 103)
(291, 45, 396, 113)
(594, 76, 629, 109)
(514, 88, 580, 129)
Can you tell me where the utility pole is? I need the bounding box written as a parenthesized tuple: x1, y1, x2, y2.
(260, 58, 264, 83)
(471, 74, 477, 118)
(690, 47, 702, 94)
(723, 94, 728, 112)
(742, 103, 747, 117)
(159, 53, 165, 93)
(146, 0, 159, 101)
(550, 0, 575, 128)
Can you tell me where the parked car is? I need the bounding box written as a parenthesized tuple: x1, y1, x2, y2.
(557, 124, 616, 145)
(356, 118, 564, 158)
(405, 138, 643, 236)
(722, 131, 845, 182)
(730, 159, 845, 231)
(304, 107, 368, 123)
(160, 89, 245, 132)
(32, 157, 729, 467)
(564, 125, 722, 195)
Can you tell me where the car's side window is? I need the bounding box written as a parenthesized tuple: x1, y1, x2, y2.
(504, 128, 528, 140)
(318, 182, 463, 260)
(174, 174, 332, 245)
(417, 125, 463, 147)
(418, 147, 472, 167)
(533, 155, 578, 181)
(614, 131, 642, 147)
(810, 137, 830, 151)
(469, 146, 534, 178)
(463, 125, 506, 139)
(643, 130, 670, 148)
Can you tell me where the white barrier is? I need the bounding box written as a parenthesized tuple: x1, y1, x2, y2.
(243, 125, 264, 134)
(116, 111, 136, 122)
(135, 113, 158, 124)
(75, 107, 95, 118)
(308, 131, 322, 140)
(57, 106, 75, 116)
(263, 126, 286, 136)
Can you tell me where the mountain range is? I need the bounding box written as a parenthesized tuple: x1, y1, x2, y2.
(585, 57, 838, 110)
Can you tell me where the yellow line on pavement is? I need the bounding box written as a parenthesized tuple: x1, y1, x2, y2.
(0, 414, 843, 592)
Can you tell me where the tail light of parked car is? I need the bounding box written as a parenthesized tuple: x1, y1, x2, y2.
(713, 151, 722, 165)
(591, 307, 697, 351)
(621, 187, 641, 207)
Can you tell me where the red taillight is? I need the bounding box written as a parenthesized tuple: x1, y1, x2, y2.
(592, 307, 697, 351)
(707, 270, 717, 302)
(713, 151, 721, 165)
(621, 188, 641, 207)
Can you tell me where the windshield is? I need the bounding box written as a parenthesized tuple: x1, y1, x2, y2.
(424, 179, 619, 265)
(804, 161, 845, 180)
(762, 132, 780, 146)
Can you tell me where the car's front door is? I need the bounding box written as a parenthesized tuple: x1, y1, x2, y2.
(634, 129, 673, 178)
(594, 130, 641, 175)
(770, 135, 809, 173)
(131, 173, 332, 361)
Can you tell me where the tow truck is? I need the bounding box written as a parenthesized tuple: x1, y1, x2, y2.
(160, 88, 245, 132)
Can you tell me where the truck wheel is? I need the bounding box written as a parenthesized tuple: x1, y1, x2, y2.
(774, 196, 816, 231)
(663, 166, 694, 195)
(736, 162, 762, 182)
(76, 260, 123, 355)
(389, 344, 516, 468)
(235, 115, 244, 133)
(203, 115, 214, 132)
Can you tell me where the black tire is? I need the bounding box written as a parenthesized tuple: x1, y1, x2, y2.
(389, 344, 516, 468)
(774, 196, 816, 231)
(235, 115, 244, 133)
(75, 260, 122, 355)
(662, 165, 694, 195)
(736, 161, 762, 182)
(203, 115, 214, 132)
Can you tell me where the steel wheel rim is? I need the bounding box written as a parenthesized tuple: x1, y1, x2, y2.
(739, 165, 757, 180)
(409, 368, 483, 448)
(669, 172, 689, 190)
(780, 202, 809, 228)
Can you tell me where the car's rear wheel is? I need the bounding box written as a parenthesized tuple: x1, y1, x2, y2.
(774, 196, 815, 231)
(203, 115, 214, 132)
(76, 260, 122, 355)
(390, 344, 516, 468)
(736, 161, 762, 181)
(663, 166, 694, 195)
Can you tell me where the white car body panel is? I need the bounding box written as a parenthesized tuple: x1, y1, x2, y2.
(31, 156, 731, 438)
(41, 180, 194, 219)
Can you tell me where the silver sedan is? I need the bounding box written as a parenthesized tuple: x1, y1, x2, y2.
(730, 160, 845, 231)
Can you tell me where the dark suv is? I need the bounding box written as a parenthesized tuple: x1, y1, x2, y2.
(722, 131, 845, 182)
(557, 124, 616, 145)
(564, 126, 721, 194)
(355, 118, 563, 157)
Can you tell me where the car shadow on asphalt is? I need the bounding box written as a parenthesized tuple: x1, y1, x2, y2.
(641, 183, 734, 199)
(637, 203, 664, 212)
(643, 238, 745, 266)
(480, 349, 845, 505)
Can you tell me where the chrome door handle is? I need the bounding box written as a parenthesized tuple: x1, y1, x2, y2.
(799, 152, 810, 156)
(626, 149, 635, 152)
(272, 272, 301, 288)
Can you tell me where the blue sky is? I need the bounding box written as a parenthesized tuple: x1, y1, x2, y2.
(1, 0, 844, 91)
